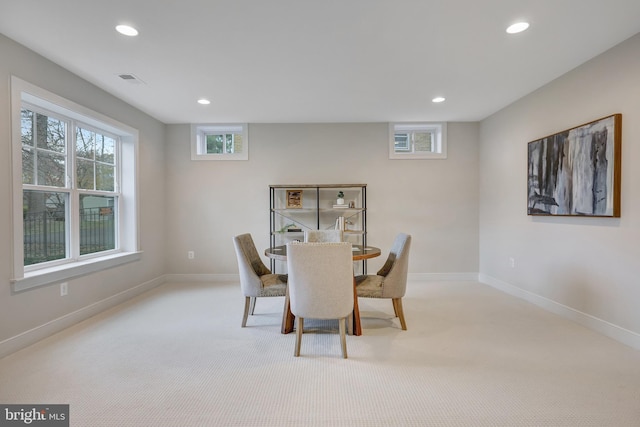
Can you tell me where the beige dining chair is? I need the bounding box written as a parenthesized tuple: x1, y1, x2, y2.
(355, 233, 411, 330)
(233, 233, 287, 327)
(286, 242, 354, 358)
(304, 229, 343, 242)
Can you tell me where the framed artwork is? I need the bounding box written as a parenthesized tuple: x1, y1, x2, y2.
(286, 190, 303, 209)
(527, 114, 621, 217)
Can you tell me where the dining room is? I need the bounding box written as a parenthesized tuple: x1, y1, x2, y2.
(2, 2, 640, 425)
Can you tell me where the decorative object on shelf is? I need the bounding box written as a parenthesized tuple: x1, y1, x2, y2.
(336, 191, 345, 205)
(527, 114, 621, 217)
(278, 223, 295, 233)
(278, 223, 301, 233)
(349, 201, 355, 208)
(286, 189, 303, 209)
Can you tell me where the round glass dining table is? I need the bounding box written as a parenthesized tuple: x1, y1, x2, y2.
(265, 244, 381, 336)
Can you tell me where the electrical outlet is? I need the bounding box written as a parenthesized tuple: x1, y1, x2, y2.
(60, 282, 68, 296)
(509, 257, 515, 268)
(188, 251, 195, 259)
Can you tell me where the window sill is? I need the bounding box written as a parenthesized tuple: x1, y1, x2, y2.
(191, 153, 248, 161)
(11, 251, 142, 293)
(389, 152, 447, 160)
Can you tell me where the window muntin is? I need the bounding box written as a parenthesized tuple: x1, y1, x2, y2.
(389, 122, 447, 159)
(21, 103, 120, 269)
(191, 124, 248, 160)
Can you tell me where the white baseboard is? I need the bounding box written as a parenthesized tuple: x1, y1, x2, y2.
(479, 273, 640, 351)
(0, 275, 166, 359)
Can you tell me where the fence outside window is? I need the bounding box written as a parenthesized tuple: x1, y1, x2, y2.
(23, 207, 115, 265)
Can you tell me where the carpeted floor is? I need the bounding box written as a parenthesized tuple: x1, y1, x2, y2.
(1, 280, 639, 426)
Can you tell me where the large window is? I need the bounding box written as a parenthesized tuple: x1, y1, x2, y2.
(11, 77, 140, 291)
(21, 106, 119, 266)
(191, 124, 248, 160)
(389, 122, 447, 159)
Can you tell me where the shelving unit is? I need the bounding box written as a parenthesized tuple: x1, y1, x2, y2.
(269, 184, 367, 273)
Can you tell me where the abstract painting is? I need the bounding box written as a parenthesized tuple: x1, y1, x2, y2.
(527, 114, 621, 217)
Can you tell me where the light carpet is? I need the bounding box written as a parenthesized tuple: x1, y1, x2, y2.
(1, 280, 639, 426)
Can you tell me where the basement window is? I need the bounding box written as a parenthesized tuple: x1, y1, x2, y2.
(389, 122, 447, 159)
(10, 77, 140, 292)
(191, 124, 248, 160)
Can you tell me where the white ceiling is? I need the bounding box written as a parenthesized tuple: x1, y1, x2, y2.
(1, 0, 639, 124)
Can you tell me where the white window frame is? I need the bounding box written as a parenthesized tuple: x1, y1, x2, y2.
(10, 77, 141, 292)
(191, 123, 248, 161)
(389, 122, 447, 159)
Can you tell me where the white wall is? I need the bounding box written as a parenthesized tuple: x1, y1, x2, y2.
(165, 122, 480, 277)
(0, 34, 167, 353)
(479, 33, 640, 347)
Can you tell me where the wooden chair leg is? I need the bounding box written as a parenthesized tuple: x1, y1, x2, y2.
(295, 317, 304, 357)
(352, 277, 362, 336)
(249, 297, 256, 315)
(282, 290, 295, 334)
(242, 296, 251, 327)
(392, 298, 407, 330)
(339, 317, 348, 359)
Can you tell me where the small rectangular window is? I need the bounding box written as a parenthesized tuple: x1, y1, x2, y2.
(389, 122, 447, 159)
(192, 124, 248, 160)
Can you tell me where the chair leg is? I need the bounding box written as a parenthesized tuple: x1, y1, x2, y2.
(392, 298, 407, 330)
(242, 297, 251, 327)
(249, 297, 257, 315)
(346, 311, 353, 336)
(339, 317, 348, 359)
(295, 317, 304, 357)
(282, 289, 295, 334)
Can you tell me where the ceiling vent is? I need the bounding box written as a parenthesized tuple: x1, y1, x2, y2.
(118, 73, 145, 84)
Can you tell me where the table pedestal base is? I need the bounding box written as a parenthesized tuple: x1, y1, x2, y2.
(281, 276, 362, 336)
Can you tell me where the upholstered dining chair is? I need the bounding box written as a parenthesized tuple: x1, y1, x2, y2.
(286, 242, 354, 358)
(355, 233, 411, 330)
(304, 229, 343, 242)
(233, 233, 287, 327)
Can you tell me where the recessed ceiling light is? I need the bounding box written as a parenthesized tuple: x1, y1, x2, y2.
(506, 22, 530, 34)
(432, 97, 446, 103)
(116, 25, 138, 36)
(197, 99, 211, 105)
